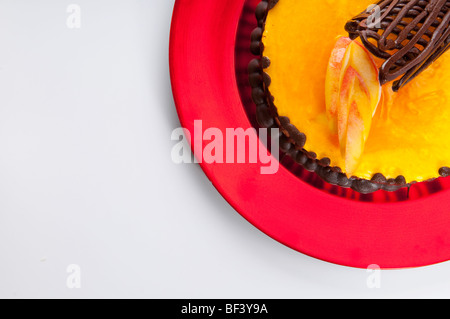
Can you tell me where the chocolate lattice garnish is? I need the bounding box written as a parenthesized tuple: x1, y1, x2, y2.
(345, 0, 450, 91)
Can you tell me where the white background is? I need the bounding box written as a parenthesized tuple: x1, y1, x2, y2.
(1, 0, 450, 299)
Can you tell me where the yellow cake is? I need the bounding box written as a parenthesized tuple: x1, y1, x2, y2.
(249, 0, 450, 193)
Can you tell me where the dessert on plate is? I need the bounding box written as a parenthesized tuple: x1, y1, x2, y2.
(249, 0, 450, 193)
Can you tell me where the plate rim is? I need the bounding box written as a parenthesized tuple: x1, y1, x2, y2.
(169, 0, 450, 269)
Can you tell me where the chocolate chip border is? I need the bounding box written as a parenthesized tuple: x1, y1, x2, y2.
(248, 0, 450, 194)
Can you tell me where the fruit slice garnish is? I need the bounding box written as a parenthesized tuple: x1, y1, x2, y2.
(325, 36, 353, 133)
(325, 37, 382, 175)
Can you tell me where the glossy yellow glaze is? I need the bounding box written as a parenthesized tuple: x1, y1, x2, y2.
(263, 0, 450, 182)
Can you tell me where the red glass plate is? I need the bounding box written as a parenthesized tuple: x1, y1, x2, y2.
(169, 0, 450, 269)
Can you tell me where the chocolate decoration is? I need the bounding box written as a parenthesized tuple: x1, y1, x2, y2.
(249, 0, 448, 193)
(345, 0, 450, 91)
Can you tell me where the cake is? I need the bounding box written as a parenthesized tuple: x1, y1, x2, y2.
(249, 0, 450, 193)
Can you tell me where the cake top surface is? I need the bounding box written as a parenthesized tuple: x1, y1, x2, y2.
(262, 0, 450, 183)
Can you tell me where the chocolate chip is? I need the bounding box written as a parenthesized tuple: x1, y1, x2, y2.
(307, 152, 317, 160)
(251, 87, 265, 105)
(262, 72, 271, 86)
(317, 166, 339, 185)
(296, 151, 308, 165)
(261, 56, 271, 69)
(249, 73, 263, 88)
(287, 148, 299, 159)
(251, 28, 263, 42)
(255, 1, 269, 21)
(278, 116, 290, 126)
(439, 167, 450, 177)
(304, 159, 318, 172)
(382, 179, 401, 192)
(256, 104, 275, 128)
(319, 157, 331, 167)
(371, 173, 387, 184)
(352, 179, 380, 194)
(248, 59, 261, 73)
(291, 130, 306, 148)
(337, 173, 352, 188)
(268, 0, 279, 9)
(332, 166, 342, 173)
(279, 135, 292, 152)
(250, 41, 262, 55)
(395, 175, 407, 185)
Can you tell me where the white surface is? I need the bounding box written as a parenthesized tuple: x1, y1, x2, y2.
(1, 0, 450, 299)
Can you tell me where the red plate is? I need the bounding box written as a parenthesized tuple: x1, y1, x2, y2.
(170, 0, 450, 269)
